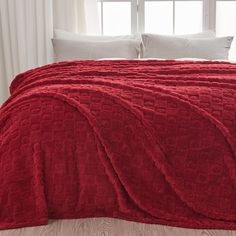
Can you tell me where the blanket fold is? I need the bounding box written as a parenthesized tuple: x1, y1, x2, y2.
(1, 60, 236, 229)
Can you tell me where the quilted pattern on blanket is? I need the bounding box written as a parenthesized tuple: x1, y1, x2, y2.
(0, 60, 236, 230)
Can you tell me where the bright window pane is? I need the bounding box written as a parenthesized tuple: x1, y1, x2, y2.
(175, 1, 203, 35)
(97, 2, 102, 34)
(103, 2, 131, 35)
(216, 1, 236, 60)
(145, 1, 173, 35)
(216, 1, 236, 35)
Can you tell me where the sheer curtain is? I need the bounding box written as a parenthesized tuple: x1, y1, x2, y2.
(53, 0, 100, 35)
(0, 0, 99, 105)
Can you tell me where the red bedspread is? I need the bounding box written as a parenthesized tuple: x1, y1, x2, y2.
(1, 60, 236, 230)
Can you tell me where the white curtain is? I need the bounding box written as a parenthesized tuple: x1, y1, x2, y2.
(0, 0, 54, 105)
(0, 0, 99, 105)
(53, 0, 100, 35)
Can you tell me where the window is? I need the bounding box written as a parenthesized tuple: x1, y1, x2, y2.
(98, 0, 236, 59)
(175, 1, 203, 34)
(216, 0, 236, 59)
(145, 0, 203, 35)
(98, 1, 132, 35)
(98, 0, 204, 35)
(144, 1, 173, 35)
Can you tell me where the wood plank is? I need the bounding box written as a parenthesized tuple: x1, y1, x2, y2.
(0, 218, 236, 236)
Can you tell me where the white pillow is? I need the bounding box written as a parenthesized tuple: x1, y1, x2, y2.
(176, 31, 216, 38)
(141, 34, 233, 60)
(52, 38, 140, 61)
(54, 29, 141, 41)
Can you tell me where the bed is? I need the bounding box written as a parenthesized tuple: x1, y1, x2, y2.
(0, 59, 236, 230)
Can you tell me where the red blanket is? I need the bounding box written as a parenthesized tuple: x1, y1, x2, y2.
(1, 60, 236, 230)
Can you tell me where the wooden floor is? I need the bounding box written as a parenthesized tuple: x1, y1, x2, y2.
(0, 218, 236, 236)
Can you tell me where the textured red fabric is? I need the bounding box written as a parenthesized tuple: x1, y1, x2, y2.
(1, 60, 236, 230)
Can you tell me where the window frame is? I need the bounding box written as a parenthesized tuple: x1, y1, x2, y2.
(203, 0, 216, 31)
(97, 0, 233, 35)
